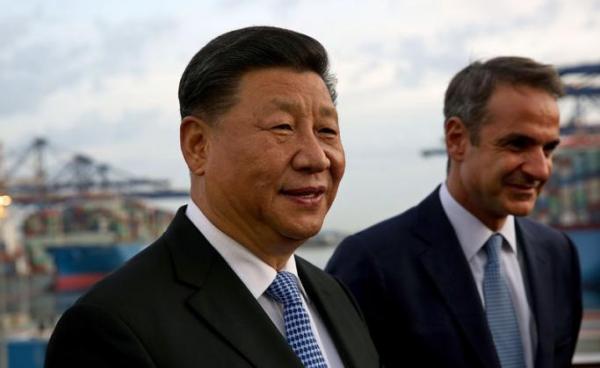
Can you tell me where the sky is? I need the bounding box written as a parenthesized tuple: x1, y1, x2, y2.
(1, 0, 599, 232)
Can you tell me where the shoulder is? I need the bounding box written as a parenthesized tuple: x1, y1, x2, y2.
(328, 195, 434, 266)
(45, 239, 171, 368)
(325, 204, 426, 292)
(357, 207, 418, 239)
(74, 234, 181, 320)
(334, 188, 442, 255)
(45, 300, 157, 367)
(76, 208, 203, 311)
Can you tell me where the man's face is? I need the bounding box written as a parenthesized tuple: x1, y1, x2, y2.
(201, 68, 345, 255)
(452, 83, 560, 228)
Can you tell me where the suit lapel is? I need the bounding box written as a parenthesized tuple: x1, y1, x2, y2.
(164, 208, 303, 368)
(516, 219, 553, 368)
(415, 190, 500, 368)
(297, 258, 377, 368)
(186, 265, 303, 368)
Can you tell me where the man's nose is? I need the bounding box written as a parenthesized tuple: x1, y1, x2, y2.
(291, 132, 330, 173)
(522, 147, 552, 181)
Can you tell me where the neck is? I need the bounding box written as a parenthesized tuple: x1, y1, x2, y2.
(191, 190, 301, 270)
(445, 177, 506, 232)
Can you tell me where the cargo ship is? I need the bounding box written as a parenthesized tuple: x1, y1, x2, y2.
(531, 124, 600, 300)
(0, 137, 187, 367)
(23, 196, 173, 292)
(529, 62, 600, 308)
(539, 124, 600, 364)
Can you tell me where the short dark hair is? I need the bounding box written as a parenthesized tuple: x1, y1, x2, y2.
(178, 26, 336, 121)
(443, 56, 563, 143)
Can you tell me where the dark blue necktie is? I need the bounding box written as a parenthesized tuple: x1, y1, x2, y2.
(266, 271, 328, 368)
(483, 234, 525, 368)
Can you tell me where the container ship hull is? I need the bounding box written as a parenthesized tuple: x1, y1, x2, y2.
(23, 196, 172, 293)
(531, 126, 600, 309)
(46, 242, 146, 291)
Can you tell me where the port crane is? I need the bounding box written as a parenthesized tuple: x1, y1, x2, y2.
(0, 137, 188, 205)
(558, 63, 600, 144)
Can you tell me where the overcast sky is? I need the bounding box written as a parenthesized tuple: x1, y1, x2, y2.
(2, 0, 599, 232)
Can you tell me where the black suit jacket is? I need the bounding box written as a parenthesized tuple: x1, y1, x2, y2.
(45, 206, 380, 368)
(327, 188, 582, 368)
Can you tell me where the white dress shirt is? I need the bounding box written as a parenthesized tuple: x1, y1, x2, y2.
(185, 202, 343, 368)
(439, 183, 537, 368)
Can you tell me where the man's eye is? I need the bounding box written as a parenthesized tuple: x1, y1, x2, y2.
(319, 127, 338, 136)
(506, 138, 530, 151)
(508, 143, 525, 151)
(543, 146, 557, 158)
(543, 141, 559, 156)
(273, 123, 293, 131)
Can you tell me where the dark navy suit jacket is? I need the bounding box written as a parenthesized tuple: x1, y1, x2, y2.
(327, 188, 582, 368)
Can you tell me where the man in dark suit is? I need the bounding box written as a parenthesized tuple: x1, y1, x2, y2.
(45, 26, 380, 368)
(327, 57, 582, 368)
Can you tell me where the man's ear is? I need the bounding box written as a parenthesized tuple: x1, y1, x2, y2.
(445, 116, 469, 162)
(180, 116, 212, 176)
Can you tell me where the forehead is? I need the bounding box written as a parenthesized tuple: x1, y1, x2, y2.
(482, 83, 560, 139)
(235, 68, 335, 111)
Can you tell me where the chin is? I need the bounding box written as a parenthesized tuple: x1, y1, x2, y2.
(281, 222, 323, 242)
(505, 202, 536, 217)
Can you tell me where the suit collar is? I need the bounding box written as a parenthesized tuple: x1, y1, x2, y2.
(164, 207, 372, 368)
(184, 202, 309, 301)
(414, 189, 501, 368)
(165, 207, 304, 368)
(439, 183, 518, 259)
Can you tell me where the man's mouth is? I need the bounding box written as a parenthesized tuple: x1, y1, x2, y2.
(505, 175, 542, 191)
(280, 186, 326, 204)
(508, 183, 538, 190)
(505, 180, 543, 197)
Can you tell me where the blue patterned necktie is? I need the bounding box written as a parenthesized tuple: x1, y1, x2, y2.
(483, 234, 526, 368)
(266, 271, 328, 368)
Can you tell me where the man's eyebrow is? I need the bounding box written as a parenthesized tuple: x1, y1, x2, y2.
(268, 98, 338, 120)
(269, 98, 297, 113)
(319, 105, 338, 120)
(497, 133, 561, 148)
(497, 133, 536, 145)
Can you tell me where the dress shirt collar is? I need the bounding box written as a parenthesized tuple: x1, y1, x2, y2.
(185, 201, 310, 302)
(439, 183, 517, 261)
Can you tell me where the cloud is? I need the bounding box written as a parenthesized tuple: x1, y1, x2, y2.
(330, 0, 600, 95)
(0, 11, 174, 116)
(2, 0, 600, 231)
